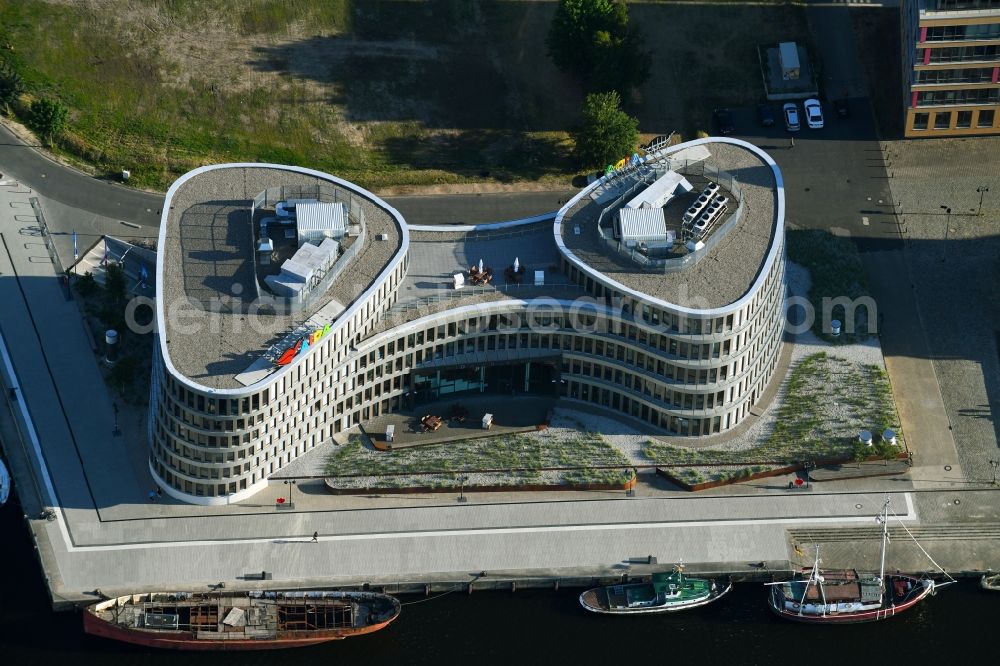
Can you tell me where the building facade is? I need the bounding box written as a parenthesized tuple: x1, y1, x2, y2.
(902, 0, 1000, 136)
(149, 139, 787, 505)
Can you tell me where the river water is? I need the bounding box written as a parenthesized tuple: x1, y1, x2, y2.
(0, 497, 990, 664)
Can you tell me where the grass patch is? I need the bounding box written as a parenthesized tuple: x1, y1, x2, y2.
(643, 352, 903, 467)
(0, 0, 809, 190)
(787, 229, 873, 343)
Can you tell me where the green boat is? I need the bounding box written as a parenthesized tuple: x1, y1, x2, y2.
(579, 568, 732, 615)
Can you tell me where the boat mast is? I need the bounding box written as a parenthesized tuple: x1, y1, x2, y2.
(798, 546, 825, 614)
(879, 497, 891, 584)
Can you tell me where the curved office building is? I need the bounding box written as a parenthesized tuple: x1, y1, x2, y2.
(150, 138, 786, 504)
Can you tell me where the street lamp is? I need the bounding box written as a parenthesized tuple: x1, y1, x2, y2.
(977, 186, 990, 216)
(458, 475, 468, 503)
(112, 402, 120, 437)
(283, 479, 297, 508)
(939, 206, 951, 263)
(990, 460, 999, 486)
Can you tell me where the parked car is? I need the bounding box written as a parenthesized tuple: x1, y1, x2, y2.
(757, 104, 775, 128)
(783, 103, 800, 132)
(713, 108, 735, 135)
(803, 99, 824, 129)
(833, 98, 850, 118)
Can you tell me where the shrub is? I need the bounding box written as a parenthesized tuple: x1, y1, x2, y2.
(0, 61, 23, 115)
(27, 97, 68, 143)
(73, 271, 101, 298)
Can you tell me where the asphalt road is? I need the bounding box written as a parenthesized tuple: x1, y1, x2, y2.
(727, 98, 897, 248)
(0, 122, 164, 227)
(1, 122, 571, 229)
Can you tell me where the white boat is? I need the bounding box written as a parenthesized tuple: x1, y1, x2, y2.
(0, 458, 10, 505)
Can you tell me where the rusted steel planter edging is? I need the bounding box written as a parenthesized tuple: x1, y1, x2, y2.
(656, 452, 910, 492)
(324, 476, 637, 495)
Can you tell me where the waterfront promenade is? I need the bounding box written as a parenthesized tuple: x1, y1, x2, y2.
(2, 178, 999, 610)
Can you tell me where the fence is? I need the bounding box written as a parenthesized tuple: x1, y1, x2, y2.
(594, 160, 745, 273)
(251, 184, 367, 229)
(101, 236, 158, 292)
(249, 185, 369, 314)
(380, 282, 588, 322)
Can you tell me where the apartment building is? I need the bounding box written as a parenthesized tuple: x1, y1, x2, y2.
(902, 0, 1000, 136)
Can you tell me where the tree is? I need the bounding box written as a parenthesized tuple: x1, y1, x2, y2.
(27, 97, 68, 143)
(104, 262, 127, 306)
(546, 0, 651, 95)
(571, 91, 639, 168)
(0, 61, 23, 115)
(73, 271, 101, 298)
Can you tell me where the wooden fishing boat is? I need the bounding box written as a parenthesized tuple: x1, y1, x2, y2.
(981, 573, 1000, 591)
(579, 567, 731, 614)
(768, 498, 948, 624)
(83, 590, 401, 650)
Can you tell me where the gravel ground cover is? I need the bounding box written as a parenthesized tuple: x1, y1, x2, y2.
(561, 141, 778, 309)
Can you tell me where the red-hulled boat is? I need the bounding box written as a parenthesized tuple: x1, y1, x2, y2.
(83, 590, 401, 650)
(768, 498, 949, 624)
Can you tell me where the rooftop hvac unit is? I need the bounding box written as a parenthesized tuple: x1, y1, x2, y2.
(377, 233, 389, 241)
(779, 42, 801, 81)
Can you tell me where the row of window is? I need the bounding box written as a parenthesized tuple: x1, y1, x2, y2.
(924, 24, 1000, 42)
(154, 302, 784, 487)
(915, 67, 995, 84)
(933, 0, 1000, 9)
(912, 108, 996, 130)
(916, 88, 1000, 106)
(924, 45, 1000, 63)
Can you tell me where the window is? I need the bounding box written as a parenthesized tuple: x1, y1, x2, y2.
(915, 67, 993, 84)
(935, 1, 1000, 11)
(978, 109, 996, 127)
(917, 88, 1000, 106)
(927, 45, 1000, 63)
(925, 24, 1000, 41)
(957, 110, 973, 128)
(934, 111, 952, 129)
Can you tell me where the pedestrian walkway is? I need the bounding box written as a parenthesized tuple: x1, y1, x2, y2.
(0, 182, 153, 514)
(863, 251, 965, 485)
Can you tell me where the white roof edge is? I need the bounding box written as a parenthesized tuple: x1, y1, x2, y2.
(408, 212, 557, 233)
(553, 137, 785, 317)
(354, 295, 711, 354)
(155, 163, 410, 396)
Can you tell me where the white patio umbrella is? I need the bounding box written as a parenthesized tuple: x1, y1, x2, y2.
(513, 257, 520, 273)
(478, 258, 484, 273)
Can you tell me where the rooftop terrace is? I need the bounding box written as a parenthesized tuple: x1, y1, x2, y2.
(370, 223, 584, 336)
(160, 166, 401, 389)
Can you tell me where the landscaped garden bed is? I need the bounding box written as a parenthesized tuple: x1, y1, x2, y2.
(642, 351, 906, 489)
(324, 427, 634, 492)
